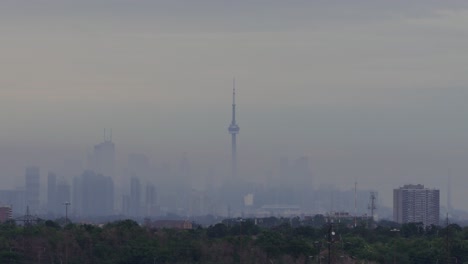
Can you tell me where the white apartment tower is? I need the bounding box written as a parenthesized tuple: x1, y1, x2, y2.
(393, 184, 440, 226)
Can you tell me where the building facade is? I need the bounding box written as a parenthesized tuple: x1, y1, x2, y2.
(56, 180, 71, 216)
(130, 176, 141, 217)
(393, 184, 440, 226)
(47, 172, 57, 215)
(74, 170, 114, 217)
(25, 167, 40, 214)
(0, 206, 12, 222)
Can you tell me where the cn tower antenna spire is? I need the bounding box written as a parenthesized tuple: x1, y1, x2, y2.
(228, 78, 240, 179)
(233, 78, 236, 104)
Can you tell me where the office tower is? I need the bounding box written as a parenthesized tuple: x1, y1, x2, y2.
(103, 175, 114, 216)
(130, 177, 141, 217)
(92, 133, 115, 178)
(227, 79, 240, 179)
(56, 180, 71, 215)
(122, 195, 130, 216)
(47, 172, 57, 214)
(25, 167, 40, 214)
(72, 176, 82, 216)
(393, 184, 440, 226)
(145, 183, 157, 217)
(78, 170, 114, 217)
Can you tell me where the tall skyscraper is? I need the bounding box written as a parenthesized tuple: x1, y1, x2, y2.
(130, 176, 141, 217)
(72, 176, 82, 216)
(56, 180, 71, 215)
(145, 183, 157, 217)
(25, 167, 40, 214)
(47, 172, 57, 214)
(92, 133, 115, 178)
(77, 170, 114, 217)
(227, 79, 240, 179)
(393, 184, 440, 226)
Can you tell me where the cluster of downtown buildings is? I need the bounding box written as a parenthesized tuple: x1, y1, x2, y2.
(0, 89, 443, 226)
(0, 137, 157, 221)
(0, 154, 442, 228)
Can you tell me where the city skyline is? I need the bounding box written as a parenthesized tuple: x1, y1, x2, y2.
(0, 134, 450, 222)
(0, 1, 468, 214)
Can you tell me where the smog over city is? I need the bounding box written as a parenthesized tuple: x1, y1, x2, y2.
(1, 0, 468, 223)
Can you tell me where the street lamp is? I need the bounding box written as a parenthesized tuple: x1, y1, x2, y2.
(63, 202, 71, 225)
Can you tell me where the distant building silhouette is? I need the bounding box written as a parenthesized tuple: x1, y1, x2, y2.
(122, 195, 130, 216)
(91, 134, 115, 178)
(145, 183, 157, 217)
(47, 172, 57, 215)
(393, 184, 439, 226)
(56, 180, 71, 216)
(73, 170, 114, 217)
(72, 176, 82, 216)
(25, 167, 40, 214)
(130, 176, 141, 217)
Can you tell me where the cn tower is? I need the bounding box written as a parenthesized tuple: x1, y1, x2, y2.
(228, 79, 240, 178)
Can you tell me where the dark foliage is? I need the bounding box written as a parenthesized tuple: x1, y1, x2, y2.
(0, 218, 465, 263)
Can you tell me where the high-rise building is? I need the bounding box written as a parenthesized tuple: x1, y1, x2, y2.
(76, 170, 114, 217)
(56, 180, 71, 216)
(72, 176, 82, 216)
(130, 177, 141, 217)
(47, 172, 57, 215)
(393, 184, 440, 226)
(92, 134, 115, 178)
(145, 183, 157, 217)
(122, 195, 130, 216)
(25, 167, 40, 214)
(227, 79, 240, 179)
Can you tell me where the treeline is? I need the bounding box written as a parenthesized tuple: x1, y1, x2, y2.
(0, 217, 466, 263)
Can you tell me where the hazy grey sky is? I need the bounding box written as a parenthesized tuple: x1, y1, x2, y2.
(1, 1, 468, 209)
